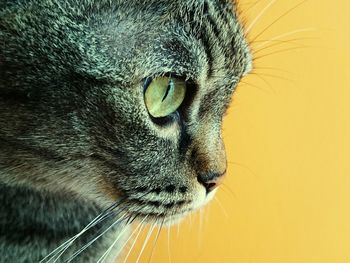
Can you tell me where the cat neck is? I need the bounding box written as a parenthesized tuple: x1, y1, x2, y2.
(0, 183, 129, 263)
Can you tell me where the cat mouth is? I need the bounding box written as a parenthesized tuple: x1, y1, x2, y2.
(115, 195, 194, 225)
(121, 188, 216, 225)
(126, 208, 193, 226)
(162, 210, 195, 225)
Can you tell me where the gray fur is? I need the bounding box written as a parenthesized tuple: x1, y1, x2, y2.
(0, 0, 251, 262)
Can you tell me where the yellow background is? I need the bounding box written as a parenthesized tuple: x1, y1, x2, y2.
(126, 0, 350, 262)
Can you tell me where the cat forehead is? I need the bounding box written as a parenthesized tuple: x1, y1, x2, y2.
(0, 0, 251, 89)
(177, 0, 250, 79)
(135, 0, 251, 86)
(100, 0, 252, 85)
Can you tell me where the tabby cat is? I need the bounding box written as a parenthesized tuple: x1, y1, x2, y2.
(0, 0, 251, 262)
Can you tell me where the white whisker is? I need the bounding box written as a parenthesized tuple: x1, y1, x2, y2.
(136, 222, 157, 263)
(189, 212, 193, 229)
(176, 222, 180, 238)
(245, 0, 278, 34)
(115, 217, 147, 260)
(40, 209, 114, 263)
(198, 208, 204, 249)
(122, 217, 148, 263)
(250, 0, 309, 43)
(64, 213, 128, 263)
(254, 27, 316, 49)
(213, 196, 228, 219)
(167, 226, 172, 263)
(148, 223, 163, 263)
(96, 220, 134, 263)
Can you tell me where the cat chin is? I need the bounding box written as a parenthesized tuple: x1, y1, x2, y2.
(161, 187, 218, 227)
(162, 213, 189, 226)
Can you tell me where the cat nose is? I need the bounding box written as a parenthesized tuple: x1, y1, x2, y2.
(197, 171, 226, 194)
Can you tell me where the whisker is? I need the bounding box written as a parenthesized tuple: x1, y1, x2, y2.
(167, 224, 172, 263)
(189, 211, 193, 229)
(253, 28, 316, 49)
(41, 208, 117, 263)
(96, 221, 133, 263)
(176, 220, 180, 238)
(252, 66, 290, 73)
(239, 0, 262, 14)
(248, 72, 276, 93)
(245, 0, 278, 34)
(39, 214, 104, 262)
(40, 237, 77, 263)
(148, 221, 163, 263)
(251, 36, 317, 45)
(220, 183, 238, 200)
(135, 222, 157, 263)
(250, 72, 294, 83)
(122, 218, 148, 263)
(253, 46, 311, 61)
(227, 161, 259, 179)
(40, 198, 128, 263)
(250, 0, 309, 43)
(213, 196, 229, 219)
(114, 217, 146, 259)
(238, 79, 272, 94)
(198, 208, 204, 249)
(64, 213, 129, 263)
(253, 40, 307, 55)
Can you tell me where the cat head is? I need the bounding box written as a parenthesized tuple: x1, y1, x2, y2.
(0, 0, 251, 223)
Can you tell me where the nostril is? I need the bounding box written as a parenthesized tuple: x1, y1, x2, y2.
(206, 182, 217, 192)
(197, 172, 225, 194)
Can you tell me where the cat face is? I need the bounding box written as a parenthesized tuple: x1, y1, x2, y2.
(0, 0, 251, 224)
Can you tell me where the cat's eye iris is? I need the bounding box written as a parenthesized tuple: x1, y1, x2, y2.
(144, 76, 186, 118)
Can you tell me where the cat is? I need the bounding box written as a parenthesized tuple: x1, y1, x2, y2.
(0, 0, 252, 262)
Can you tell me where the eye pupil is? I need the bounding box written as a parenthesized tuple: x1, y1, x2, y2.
(162, 79, 174, 102)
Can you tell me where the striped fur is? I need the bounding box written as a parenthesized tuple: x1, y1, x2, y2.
(0, 0, 251, 262)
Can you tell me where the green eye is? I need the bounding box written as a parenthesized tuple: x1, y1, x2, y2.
(144, 76, 186, 118)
